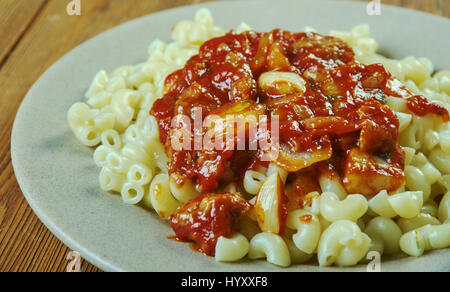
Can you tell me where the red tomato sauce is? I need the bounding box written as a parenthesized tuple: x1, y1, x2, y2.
(151, 29, 449, 250)
(407, 95, 449, 122)
(151, 29, 449, 195)
(168, 193, 252, 256)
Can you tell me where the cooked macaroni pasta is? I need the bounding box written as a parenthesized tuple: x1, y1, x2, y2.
(317, 220, 371, 266)
(215, 233, 249, 262)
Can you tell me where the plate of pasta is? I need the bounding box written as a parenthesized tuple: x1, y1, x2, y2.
(11, 0, 450, 271)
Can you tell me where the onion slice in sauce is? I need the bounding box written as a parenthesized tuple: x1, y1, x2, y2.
(271, 139, 333, 172)
(255, 172, 287, 234)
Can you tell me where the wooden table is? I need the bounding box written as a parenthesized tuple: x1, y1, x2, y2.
(0, 0, 448, 272)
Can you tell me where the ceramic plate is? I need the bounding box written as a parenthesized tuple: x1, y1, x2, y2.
(11, 0, 450, 271)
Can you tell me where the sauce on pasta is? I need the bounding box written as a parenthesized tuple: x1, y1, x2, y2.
(407, 95, 449, 121)
(151, 29, 449, 252)
(168, 192, 252, 256)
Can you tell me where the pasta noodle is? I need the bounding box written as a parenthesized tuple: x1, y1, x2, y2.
(169, 174, 200, 203)
(365, 217, 402, 255)
(438, 192, 450, 223)
(363, 226, 385, 258)
(399, 222, 450, 257)
(369, 190, 423, 219)
(317, 220, 370, 267)
(99, 167, 126, 193)
(440, 130, 450, 153)
(411, 152, 441, 185)
(147, 173, 180, 219)
(387, 191, 423, 219)
(397, 213, 441, 233)
(319, 192, 368, 222)
(429, 149, 450, 174)
(101, 129, 122, 150)
(93, 145, 112, 167)
(421, 200, 439, 217)
(243, 170, 267, 195)
(215, 233, 249, 262)
(286, 209, 321, 254)
(248, 232, 291, 267)
(318, 174, 348, 200)
(127, 163, 153, 185)
(405, 165, 431, 201)
(395, 111, 413, 132)
(121, 182, 145, 205)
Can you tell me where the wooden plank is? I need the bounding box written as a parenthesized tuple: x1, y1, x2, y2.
(443, 0, 450, 18)
(0, 0, 48, 66)
(385, 0, 440, 15)
(0, 0, 446, 272)
(0, 202, 5, 226)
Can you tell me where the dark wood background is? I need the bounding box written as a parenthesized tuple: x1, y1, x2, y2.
(0, 0, 448, 272)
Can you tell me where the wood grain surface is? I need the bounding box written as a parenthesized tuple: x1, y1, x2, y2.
(0, 0, 448, 272)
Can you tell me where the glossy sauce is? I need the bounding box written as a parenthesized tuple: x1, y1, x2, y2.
(407, 95, 449, 121)
(152, 29, 449, 250)
(168, 192, 252, 256)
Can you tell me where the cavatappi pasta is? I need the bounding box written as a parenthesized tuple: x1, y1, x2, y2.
(68, 9, 450, 267)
